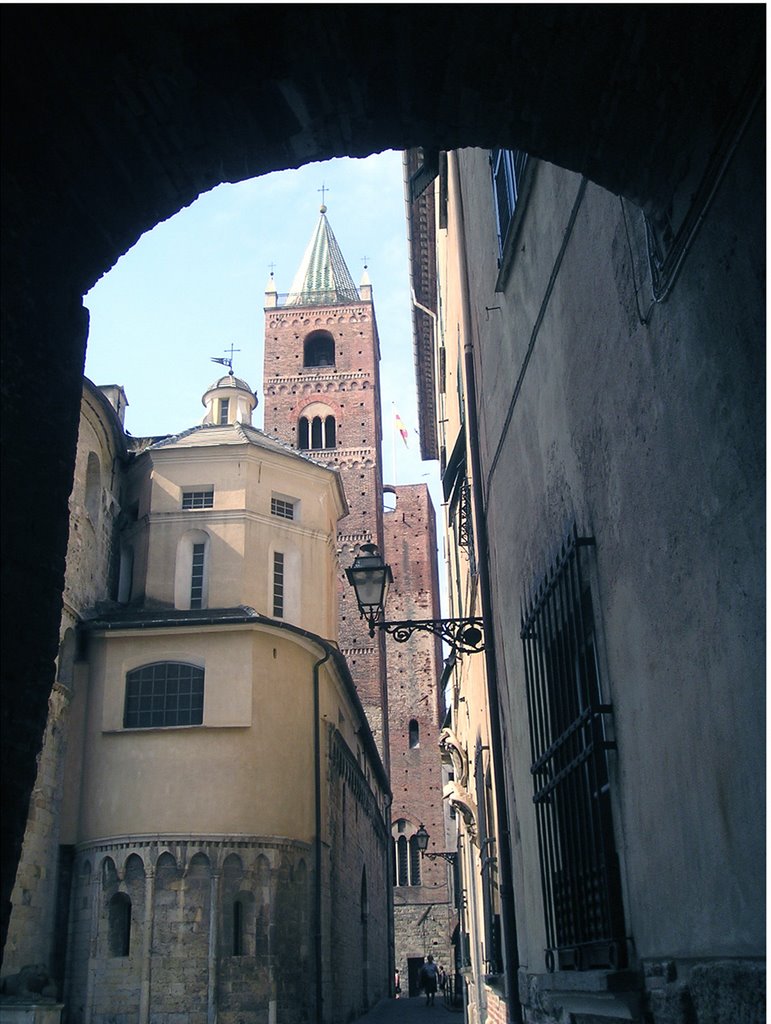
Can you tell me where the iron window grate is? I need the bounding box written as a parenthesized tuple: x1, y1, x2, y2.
(520, 526, 626, 972)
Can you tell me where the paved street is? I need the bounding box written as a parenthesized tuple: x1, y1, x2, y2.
(356, 996, 461, 1024)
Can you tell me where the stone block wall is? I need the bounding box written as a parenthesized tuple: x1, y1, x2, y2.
(64, 838, 312, 1024)
(3, 383, 125, 985)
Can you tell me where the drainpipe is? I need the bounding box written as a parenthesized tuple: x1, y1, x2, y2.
(448, 150, 523, 1024)
(313, 650, 331, 1024)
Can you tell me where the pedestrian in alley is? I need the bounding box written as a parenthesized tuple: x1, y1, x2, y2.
(419, 955, 439, 1007)
(438, 965, 447, 997)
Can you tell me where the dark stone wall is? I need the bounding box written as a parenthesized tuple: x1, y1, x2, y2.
(0, 4, 764, 961)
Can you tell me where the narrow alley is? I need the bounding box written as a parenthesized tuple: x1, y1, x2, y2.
(356, 995, 461, 1024)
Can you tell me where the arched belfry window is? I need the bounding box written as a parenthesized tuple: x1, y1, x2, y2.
(311, 416, 323, 449)
(298, 418, 309, 450)
(297, 403, 337, 451)
(303, 330, 335, 368)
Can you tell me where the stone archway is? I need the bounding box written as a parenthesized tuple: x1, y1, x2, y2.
(0, 5, 763, 958)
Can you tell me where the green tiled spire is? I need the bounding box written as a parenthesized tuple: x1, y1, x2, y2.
(286, 206, 360, 306)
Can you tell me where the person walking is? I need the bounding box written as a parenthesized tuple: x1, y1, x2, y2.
(419, 954, 439, 1006)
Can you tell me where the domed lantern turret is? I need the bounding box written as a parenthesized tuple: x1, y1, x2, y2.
(201, 370, 258, 426)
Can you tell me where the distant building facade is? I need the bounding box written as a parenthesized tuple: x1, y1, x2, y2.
(406, 124, 764, 1024)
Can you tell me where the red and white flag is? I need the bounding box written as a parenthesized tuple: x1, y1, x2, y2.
(394, 409, 409, 448)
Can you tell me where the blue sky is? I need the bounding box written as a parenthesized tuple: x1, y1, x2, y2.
(83, 149, 446, 595)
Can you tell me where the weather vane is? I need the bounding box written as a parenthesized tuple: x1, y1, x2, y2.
(210, 344, 241, 375)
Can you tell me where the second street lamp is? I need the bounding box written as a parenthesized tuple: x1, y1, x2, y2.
(345, 544, 485, 655)
(415, 824, 457, 865)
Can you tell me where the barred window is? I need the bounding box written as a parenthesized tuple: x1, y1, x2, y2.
(520, 527, 625, 972)
(218, 398, 230, 425)
(182, 489, 214, 510)
(123, 662, 204, 729)
(190, 543, 205, 609)
(273, 552, 285, 617)
(271, 497, 296, 520)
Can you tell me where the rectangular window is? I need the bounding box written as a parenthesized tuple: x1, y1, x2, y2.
(520, 527, 626, 972)
(270, 496, 296, 520)
(273, 552, 285, 617)
(491, 148, 529, 260)
(182, 489, 214, 510)
(123, 662, 204, 729)
(190, 543, 205, 609)
(219, 399, 230, 425)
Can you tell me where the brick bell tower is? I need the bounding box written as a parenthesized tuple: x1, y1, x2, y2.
(263, 204, 390, 764)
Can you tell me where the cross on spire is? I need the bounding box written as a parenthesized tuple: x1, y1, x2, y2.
(318, 183, 330, 208)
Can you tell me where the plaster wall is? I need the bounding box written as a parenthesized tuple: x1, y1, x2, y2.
(125, 439, 342, 639)
(69, 628, 319, 843)
(452, 123, 764, 971)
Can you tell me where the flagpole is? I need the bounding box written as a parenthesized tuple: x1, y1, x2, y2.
(391, 402, 397, 485)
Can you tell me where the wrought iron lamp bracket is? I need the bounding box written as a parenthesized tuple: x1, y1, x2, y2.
(365, 614, 485, 654)
(421, 850, 458, 865)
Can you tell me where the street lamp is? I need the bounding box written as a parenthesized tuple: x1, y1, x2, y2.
(345, 544, 485, 655)
(414, 824, 457, 865)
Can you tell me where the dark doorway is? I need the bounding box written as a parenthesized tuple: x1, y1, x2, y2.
(407, 956, 424, 998)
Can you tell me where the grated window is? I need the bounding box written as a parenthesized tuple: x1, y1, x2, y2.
(124, 662, 204, 729)
(521, 526, 626, 972)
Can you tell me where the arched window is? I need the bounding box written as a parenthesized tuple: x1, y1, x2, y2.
(298, 403, 337, 450)
(56, 628, 77, 690)
(124, 662, 204, 728)
(303, 330, 335, 368)
(108, 892, 131, 957)
(311, 416, 323, 449)
(233, 898, 244, 956)
(409, 719, 420, 748)
(397, 836, 409, 886)
(409, 835, 422, 886)
(117, 544, 134, 604)
(85, 451, 101, 522)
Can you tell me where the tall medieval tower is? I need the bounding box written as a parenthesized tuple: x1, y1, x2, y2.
(263, 206, 454, 986)
(262, 206, 390, 762)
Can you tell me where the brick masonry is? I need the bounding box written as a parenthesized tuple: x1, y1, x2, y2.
(385, 485, 454, 988)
